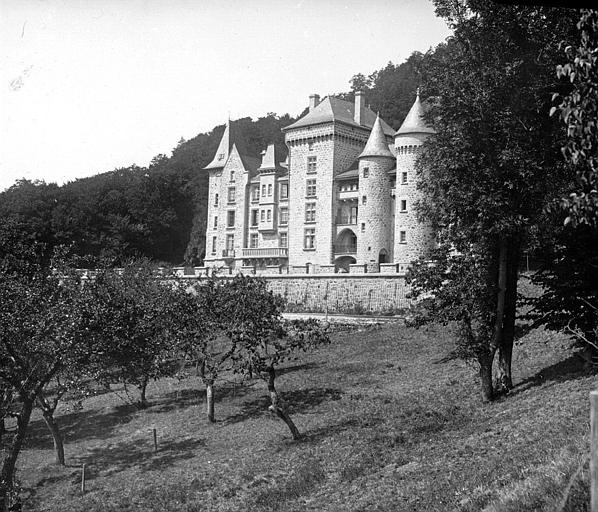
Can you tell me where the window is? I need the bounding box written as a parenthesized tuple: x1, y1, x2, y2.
(226, 234, 234, 251)
(306, 179, 317, 197)
(261, 184, 266, 197)
(251, 209, 259, 226)
(401, 172, 408, 184)
(230, 169, 235, 182)
(400, 199, 407, 212)
(227, 187, 236, 203)
(217, 153, 225, 161)
(307, 156, 317, 173)
(267, 184, 273, 196)
(214, 193, 219, 206)
(350, 206, 358, 224)
(211, 236, 217, 254)
(305, 202, 316, 223)
(260, 210, 265, 222)
(213, 216, 218, 229)
(252, 186, 260, 201)
(361, 223, 366, 233)
(399, 230, 407, 244)
(280, 183, 289, 200)
(304, 228, 316, 249)
(308, 141, 314, 151)
(279, 207, 289, 225)
(280, 232, 288, 248)
(362, 195, 367, 205)
(250, 233, 258, 248)
(363, 167, 369, 178)
(227, 210, 235, 227)
(267, 209, 272, 222)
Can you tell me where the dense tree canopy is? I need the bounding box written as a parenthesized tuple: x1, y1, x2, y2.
(408, 0, 579, 401)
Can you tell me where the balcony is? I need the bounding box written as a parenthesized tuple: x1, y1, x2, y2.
(338, 189, 359, 201)
(222, 249, 235, 259)
(333, 244, 357, 255)
(336, 215, 357, 226)
(242, 247, 288, 258)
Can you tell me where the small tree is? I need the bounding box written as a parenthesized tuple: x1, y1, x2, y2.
(85, 261, 185, 408)
(407, 245, 498, 399)
(0, 251, 96, 506)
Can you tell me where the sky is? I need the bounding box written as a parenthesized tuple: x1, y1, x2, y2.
(0, 0, 452, 192)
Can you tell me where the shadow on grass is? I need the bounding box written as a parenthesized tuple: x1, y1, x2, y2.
(25, 403, 139, 449)
(72, 436, 206, 477)
(514, 353, 594, 394)
(222, 387, 342, 425)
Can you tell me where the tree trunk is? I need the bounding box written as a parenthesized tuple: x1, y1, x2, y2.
(206, 380, 215, 423)
(1, 396, 34, 511)
(496, 239, 521, 392)
(267, 366, 301, 440)
(479, 352, 494, 403)
(36, 393, 65, 466)
(199, 361, 215, 423)
(138, 377, 149, 409)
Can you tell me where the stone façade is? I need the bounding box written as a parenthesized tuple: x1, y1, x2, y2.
(202, 91, 435, 274)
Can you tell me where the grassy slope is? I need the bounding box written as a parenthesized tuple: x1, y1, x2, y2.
(15, 322, 594, 512)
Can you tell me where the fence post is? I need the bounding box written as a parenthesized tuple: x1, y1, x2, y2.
(591, 390, 598, 512)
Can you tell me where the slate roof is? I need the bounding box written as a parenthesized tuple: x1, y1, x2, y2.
(396, 92, 435, 136)
(283, 96, 395, 136)
(358, 115, 395, 159)
(258, 143, 285, 172)
(204, 120, 251, 170)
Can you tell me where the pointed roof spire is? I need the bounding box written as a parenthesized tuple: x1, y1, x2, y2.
(258, 143, 283, 172)
(359, 114, 394, 159)
(203, 119, 248, 170)
(396, 91, 434, 136)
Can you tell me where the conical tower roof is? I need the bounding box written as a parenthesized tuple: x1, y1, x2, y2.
(204, 119, 248, 170)
(359, 114, 395, 159)
(396, 91, 435, 136)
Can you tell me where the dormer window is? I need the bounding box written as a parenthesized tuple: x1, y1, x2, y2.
(217, 153, 225, 161)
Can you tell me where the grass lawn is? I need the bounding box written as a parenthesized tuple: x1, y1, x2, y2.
(11, 321, 595, 511)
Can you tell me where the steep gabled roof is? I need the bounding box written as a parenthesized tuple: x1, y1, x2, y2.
(258, 143, 285, 173)
(396, 92, 435, 136)
(359, 115, 395, 159)
(283, 96, 395, 136)
(204, 119, 250, 170)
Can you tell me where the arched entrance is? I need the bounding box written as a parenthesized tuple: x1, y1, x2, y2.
(335, 228, 357, 255)
(378, 249, 388, 264)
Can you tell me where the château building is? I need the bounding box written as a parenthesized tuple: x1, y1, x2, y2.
(203, 91, 435, 273)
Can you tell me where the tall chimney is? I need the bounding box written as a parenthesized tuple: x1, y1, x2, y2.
(354, 91, 365, 125)
(309, 94, 320, 112)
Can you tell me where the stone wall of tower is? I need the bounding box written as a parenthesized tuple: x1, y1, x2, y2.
(356, 156, 394, 269)
(286, 126, 334, 268)
(394, 133, 435, 264)
(285, 125, 370, 268)
(204, 149, 249, 268)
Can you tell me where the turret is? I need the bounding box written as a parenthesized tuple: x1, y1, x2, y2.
(394, 90, 435, 268)
(356, 114, 395, 272)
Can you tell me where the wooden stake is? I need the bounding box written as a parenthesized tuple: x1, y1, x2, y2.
(153, 428, 158, 453)
(81, 464, 86, 493)
(591, 390, 598, 512)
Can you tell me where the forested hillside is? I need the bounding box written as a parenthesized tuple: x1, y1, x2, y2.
(0, 57, 421, 265)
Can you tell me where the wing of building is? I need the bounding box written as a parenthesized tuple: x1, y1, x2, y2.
(202, 91, 435, 274)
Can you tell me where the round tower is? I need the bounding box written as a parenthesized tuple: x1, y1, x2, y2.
(356, 114, 395, 272)
(394, 90, 435, 269)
